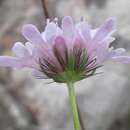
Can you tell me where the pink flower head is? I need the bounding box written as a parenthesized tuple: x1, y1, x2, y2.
(0, 16, 130, 83)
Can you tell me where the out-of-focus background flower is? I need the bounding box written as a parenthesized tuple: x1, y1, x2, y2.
(0, 0, 130, 130)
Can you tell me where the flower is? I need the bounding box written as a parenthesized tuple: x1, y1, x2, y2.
(0, 16, 130, 83)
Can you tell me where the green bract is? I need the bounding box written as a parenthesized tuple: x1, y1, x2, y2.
(52, 49, 97, 83)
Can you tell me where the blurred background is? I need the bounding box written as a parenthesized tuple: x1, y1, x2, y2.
(0, 0, 130, 130)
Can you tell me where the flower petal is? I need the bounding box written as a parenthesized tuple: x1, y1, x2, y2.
(110, 48, 126, 57)
(62, 16, 75, 42)
(0, 56, 39, 69)
(0, 56, 23, 68)
(93, 17, 116, 42)
(25, 42, 34, 55)
(94, 40, 111, 64)
(88, 35, 115, 57)
(112, 56, 130, 63)
(44, 22, 57, 42)
(77, 21, 91, 48)
(12, 42, 30, 58)
(22, 24, 50, 60)
(31, 69, 47, 79)
(53, 36, 68, 67)
(22, 24, 45, 48)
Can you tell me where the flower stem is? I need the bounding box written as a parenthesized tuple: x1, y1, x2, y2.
(41, 0, 49, 18)
(67, 82, 81, 130)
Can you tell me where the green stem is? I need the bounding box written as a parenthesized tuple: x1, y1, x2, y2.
(67, 82, 81, 130)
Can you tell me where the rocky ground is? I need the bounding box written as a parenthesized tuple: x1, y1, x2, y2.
(0, 0, 130, 130)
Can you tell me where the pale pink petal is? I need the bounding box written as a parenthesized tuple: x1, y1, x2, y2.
(94, 40, 110, 64)
(108, 37, 115, 43)
(56, 26, 63, 36)
(110, 48, 126, 57)
(44, 22, 57, 42)
(22, 24, 51, 60)
(12, 42, 40, 68)
(77, 21, 91, 48)
(25, 42, 34, 55)
(11, 42, 39, 68)
(23, 58, 40, 69)
(53, 36, 68, 65)
(31, 69, 47, 79)
(93, 17, 116, 42)
(112, 56, 130, 63)
(91, 29, 97, 38)
(41, 26, 63, 42)
(12, 42, 30, 58)
(0, 55, 39, 69)
(0, 56, 23, 68)
(74, 32, 86, 49)
(88, 36, 115, 56)
(62, 16, 75, 42)
(22, 24, 45, 49)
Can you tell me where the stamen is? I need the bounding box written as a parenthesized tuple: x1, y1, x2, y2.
(73, 42, 84, 71)
(39, 58, 58, 78)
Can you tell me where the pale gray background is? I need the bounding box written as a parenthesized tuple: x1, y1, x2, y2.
(0, 0, 130, 130)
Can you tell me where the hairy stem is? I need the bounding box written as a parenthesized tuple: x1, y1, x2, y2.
(67, 82, 81, 130)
